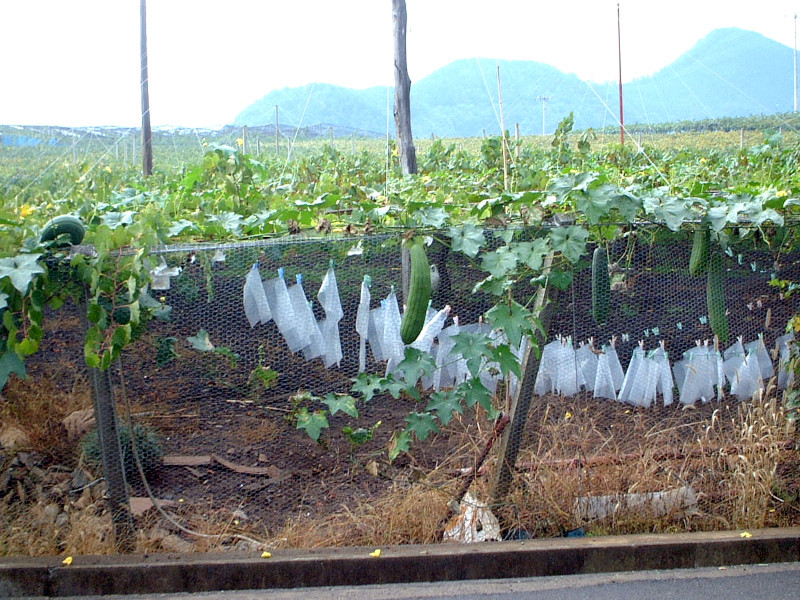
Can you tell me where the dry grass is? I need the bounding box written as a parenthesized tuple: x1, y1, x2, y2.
(2, 368, 798, 556)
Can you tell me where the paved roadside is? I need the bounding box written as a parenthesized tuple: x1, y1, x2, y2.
(53, 562, 800, 600)
(1, 527, 799, 598)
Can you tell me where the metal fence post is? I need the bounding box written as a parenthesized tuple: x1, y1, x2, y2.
(83, 286, 136, 553)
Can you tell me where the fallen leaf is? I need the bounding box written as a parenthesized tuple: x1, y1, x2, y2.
(261, 551, 272, 559)
(369, 549, 381, 558)
(62, 556, 73, 566)
(740, 531, 752, 538)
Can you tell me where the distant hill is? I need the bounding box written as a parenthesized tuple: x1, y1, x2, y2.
(234, 28, 798, 137)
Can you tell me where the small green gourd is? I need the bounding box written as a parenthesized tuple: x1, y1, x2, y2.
(591, 246, 611, 326)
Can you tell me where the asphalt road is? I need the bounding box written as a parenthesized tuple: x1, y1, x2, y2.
(28, 561, 800, 600)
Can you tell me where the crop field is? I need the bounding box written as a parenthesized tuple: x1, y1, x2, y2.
(0, 117, 799, 556)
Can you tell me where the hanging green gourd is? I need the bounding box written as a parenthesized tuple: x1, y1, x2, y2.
(400, 240, 432, 345)
(591, 246, 611, 326)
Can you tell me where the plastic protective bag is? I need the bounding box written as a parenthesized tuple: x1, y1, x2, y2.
(618, 342, 644, 405)
(434, 318, 460, 391)
(367, 301, 386, 363)
(722, 337, 746, 388)
(355, 276, 372, 373)
(745, 334, 774, 381)
(652, 342, 674, 406)
(263, 268, 304, 353)
(150, 257, 181, 291)
(382, 288, 405, 375)
(676, 341, 720, 405)
(731, 347, 764, 400)
(776, 332, 795, 390)
(554, 337, 579, 397)
(287, 274, 325, 361)
(243, 263, 271, 328)
(593, 346, 617, 401)
(605, 337, 626, 392)
(534, 339, 561, 396)
(410, 305, 451, 353)
(316, 264, 343, 368)
(575, 340, 598, 392)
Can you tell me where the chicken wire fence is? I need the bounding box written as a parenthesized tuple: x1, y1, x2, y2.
(95, 224, 798, 544)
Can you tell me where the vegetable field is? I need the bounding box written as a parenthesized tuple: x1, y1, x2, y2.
(1, 119, 799, 556)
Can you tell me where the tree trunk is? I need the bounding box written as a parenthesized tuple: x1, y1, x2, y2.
(392, 0, 417, 175)
(140, 0, 153, 176)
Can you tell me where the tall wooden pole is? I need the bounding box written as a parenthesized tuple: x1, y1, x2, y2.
(617, 3, 625, 146)
(140, 0, 153, 176)
(392, 0, 417, 175)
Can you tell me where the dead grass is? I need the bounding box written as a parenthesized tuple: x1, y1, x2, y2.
(2, 371, 798, 557)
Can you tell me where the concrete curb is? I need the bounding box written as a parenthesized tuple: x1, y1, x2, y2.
(2, 527, 799, 597)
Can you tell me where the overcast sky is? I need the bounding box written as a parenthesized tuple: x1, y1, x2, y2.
(2, 0, 799, 127)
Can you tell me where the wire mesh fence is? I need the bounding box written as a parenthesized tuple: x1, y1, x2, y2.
(3, 223, 799, 554)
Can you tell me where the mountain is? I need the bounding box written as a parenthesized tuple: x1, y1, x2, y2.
(233, 28, 797, 137)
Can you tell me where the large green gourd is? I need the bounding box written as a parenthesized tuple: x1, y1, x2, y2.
(40, 215, 85, 246)
(400, 242, 432, 344)
(689, 223, 710, 276)
(707, 251, 729, 343)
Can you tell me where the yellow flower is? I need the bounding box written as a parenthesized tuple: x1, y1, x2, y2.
(739, 531, 752, 538)
(104, 166, 112, 173)
(565, 411, 573, 420)
(777, 190, 789, 198)
(62, 556, 73, 566)
(261, 551, 272, 559)
(369, 549, 381, 558)
(236, 138, 244, 147)
(19, 204, 35, 218)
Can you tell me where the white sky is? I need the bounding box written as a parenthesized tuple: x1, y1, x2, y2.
(2, 0, 799, 127)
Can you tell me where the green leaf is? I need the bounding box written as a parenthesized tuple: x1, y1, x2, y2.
(548, 226, 588, 264)
(295, 408, 329, 442)
(351, 373, 384, 402)
(481, 246, 517, 278)
(448, 223, 485, 258)
(405, 412, 439, 441)
(425, 389, 464, 426)
(388, 430, 412, 462)
(398, 347, 436, 388)
(322, 393, 359, 418)
(168, 219, 196, 237)
(458, 377, 497, 417)
(418, 206, 448, 228)
(642, 194, 692, 231)
(511, 238, 549, 271)
(0, 348, 26, 390)
(485, 300, 533, 348)
(101, 211, 137, 229)
(187, 329, 214, 351)
(0, 254, 45, 294)
(207, 212, 244, 236)
(450, 332, 492, 378)
(489, 343, 522, 379)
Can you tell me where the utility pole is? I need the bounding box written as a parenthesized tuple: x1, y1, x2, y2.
(535, 96, 551, 135)
(794, 14, 798, 112)
(139, 0, 153, 176)
(275, 105, 280, 154)
(617, 3, 625, 145)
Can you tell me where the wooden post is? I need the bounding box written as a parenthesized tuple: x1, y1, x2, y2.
(392, 0, 417, 175)
(140, 0, 153, 176)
